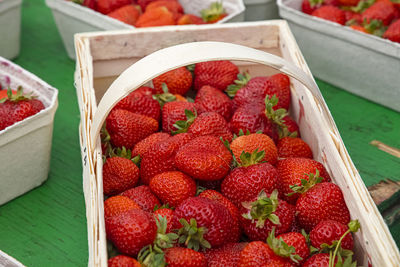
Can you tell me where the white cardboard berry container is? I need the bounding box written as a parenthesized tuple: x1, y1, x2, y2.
(73, 22, 400, 266)
(0, 250, 25, 267)
(0, 0, 22, 59)
(277, 0, 400, 112)
(0, 57, 58, 205)
(244, 0, 280, 21)
(45, 0, 245, 59)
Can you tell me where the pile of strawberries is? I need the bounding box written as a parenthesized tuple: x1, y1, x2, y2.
(101, 60, 360, 266)
(302, 0, 400, 43)
(0, 86, 45, 131)
(70, 0, 227, 27)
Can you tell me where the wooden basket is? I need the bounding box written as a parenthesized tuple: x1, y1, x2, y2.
(73, 21, 400, 266)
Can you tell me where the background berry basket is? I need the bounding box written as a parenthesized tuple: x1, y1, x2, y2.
(0, 0, 22, 59)
(243, 0, 280, 20)
(0, 57, 58, 205)
(45, 0, 245, 59)
(74, 22, 400, 266)
(277, 0, 400, 112)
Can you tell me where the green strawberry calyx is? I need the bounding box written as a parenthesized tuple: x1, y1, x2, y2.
(108, 146, 141, 166)
(287, 170, 323, 196)
(267, 228, 303, 264)
(363, 19, 387, 37)
(350, 0, 375, 13)
(152, 83, 178, 107)
(242, 189, 281, 228)
(177, 218, 211, 251)
(239, 149, 266, 167)
(153, 203, 174, 211)
(309, 0, 324, 7)
(172, 109, 197, 135)
(138, 215, 178, 267)
(201, 1, 226, 22)
(226, 72, 251, 98)
(0, 86, 36, 104)
(264, 95, 298, 139)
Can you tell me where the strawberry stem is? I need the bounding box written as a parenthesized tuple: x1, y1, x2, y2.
(329, 220, 360, 267)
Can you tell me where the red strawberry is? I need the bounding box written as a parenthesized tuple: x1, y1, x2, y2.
(132, 132, 170, 157)
(301, 0, 339, 14)
(194, 61, 239, 91)
(344, 10, 362, 24)
(310, 220, 354, 250)
(221, 162, 279, 208)
(106, 209, 157, 256)
(187, 112, 233, 142)
(230, 133, 278, 166)
(239, 190, 295, 241)
(114, 89, 160, 121)
(205, 242, 248, 267)
(154, 207, 174, 232)
(108, 255, 141, 267)
(106, 109, 158, 149)
(137, 0, 156, 10)
(200, 2, 227, 23)
(238, 241, 295, 267)
(198, 190, 241, 243)
(277, 232, 310, 265)
(83, 0, 97, 10)
(383, 19, 400, 42)
(172, 196, 233, 248)
(302, 253, 334, 267)
(162, 101, 196, 133)
(104, 195, 141, 219)
(195, 85, 232, 120)
(350, 24, 370, 33)
(107, 5, 141, 26)
(97, 0, 133, 14)
(120, 185, 161, 212)
(135, 6, 175, 27)
(152, 67, 193, 95)
(0, 89, 16, 99)
(175, 135, 232, 181)
(296, 182, 351, 232)
(164, 247, 207, 267)
(277, 158, 331, 204)
(132, 86, 155, 96)
(311, 6, 346, 25)
(362, 0, 399, 25)
(177, 14, 205, 25)
(277, 137, 313, 159)
(102, 156, 139, 195)
(149, 171, 196, 207)
(146, 0, 183, 13)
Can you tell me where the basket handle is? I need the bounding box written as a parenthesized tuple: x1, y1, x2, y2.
(90, 41, 331, 149)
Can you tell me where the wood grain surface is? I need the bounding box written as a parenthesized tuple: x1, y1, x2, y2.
(0, 0, 398, 266)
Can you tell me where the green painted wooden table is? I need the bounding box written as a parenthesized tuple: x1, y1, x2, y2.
(0, 0, 399, 265)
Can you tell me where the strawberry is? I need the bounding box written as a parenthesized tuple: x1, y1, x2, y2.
(277, 232, 310, 265)
(310, 220, 354, 250)
(0, 87, 45, 131)
(350, 24, 370, 33)
(149, 171, 196, 207)
(120, 185, 161, 212)
(198, 190, 241, 243)
(172, 196, 234, 248)
(197, 179, 222, 191)
(194, 61, 239, 91)
(132, 86, 155, 96)
(137, 0, 156, 10)
(175, 135, 232, 181)
(383, 19, 400, 42)
(276, 158, 331, 204)
(238, 240, 295, 267)
(114, 89, 160, 121)
(230, 133, 278, 166)
(296, 182, 351, 231)
(107, 4, 141, 26)
(311, 6, 346, 25)
(154, 207, 174, 232)
(0, 89, 16, 99)
(339, 0, 360, 6)
(132, 132, 170, 157)
(205, 242, 248, 267)
(195, 85, 232, 120)
(302, 253, 332, 267)
(239, 190, 295, 241)
(164, 247, 207, 267)
(177, 14, 205, 25)
(102, 156, 140, 195)
(187, 112, 233, 142)
(277, 137, 313, 159)
(106, 109, 158, 149)
(362, 0, 399, 25)
(344, 10, 362, 24)
(135, 6, 175, 27)
(97, 0, 133, 14)
(106, 209, 157, 256)
(108, 255, 141, 267)
(301, 0, 339, 14)
(104, 195, 141, 219)
(201, 2, 227, 23)
(146, 0, 183, 13)
(83, 0, 97, 11)
(152, 67, 193, 95)
(162, 101, 196, 133)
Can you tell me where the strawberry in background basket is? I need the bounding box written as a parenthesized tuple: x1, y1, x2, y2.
(0, 87, 44, 131)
